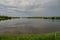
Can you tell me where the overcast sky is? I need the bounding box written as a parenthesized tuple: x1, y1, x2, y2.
(0, 0, 60, 17)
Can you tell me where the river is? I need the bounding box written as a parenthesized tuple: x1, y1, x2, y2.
(0, 18, 60, 34)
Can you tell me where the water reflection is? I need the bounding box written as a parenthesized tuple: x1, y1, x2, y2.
(0, 18, 60, 34)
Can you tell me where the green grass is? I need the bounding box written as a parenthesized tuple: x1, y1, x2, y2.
(0, 32, 60, 40)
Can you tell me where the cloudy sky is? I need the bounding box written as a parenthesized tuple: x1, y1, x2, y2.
(0, 0, 60, 17)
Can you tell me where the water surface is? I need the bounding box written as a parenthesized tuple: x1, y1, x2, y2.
(0, 18, 60, 34)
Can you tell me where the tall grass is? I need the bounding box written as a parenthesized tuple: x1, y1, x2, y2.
(0, 32, 60, 40)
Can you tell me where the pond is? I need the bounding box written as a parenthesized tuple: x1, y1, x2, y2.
(0, 18, 60, 34)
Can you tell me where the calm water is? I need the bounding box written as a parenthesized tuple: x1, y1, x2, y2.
(0, 18, 60, 34)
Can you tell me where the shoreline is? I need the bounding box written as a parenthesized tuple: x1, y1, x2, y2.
(22, 16, 60, 19)
(0, 16, 20, 20)
(0, 16, 60, 19)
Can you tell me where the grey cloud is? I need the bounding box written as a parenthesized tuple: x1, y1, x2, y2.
(0, 0, 60, 16)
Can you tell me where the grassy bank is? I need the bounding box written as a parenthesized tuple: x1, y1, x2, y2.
(0, 32, 60, 40)
(0, 16, 20, 20)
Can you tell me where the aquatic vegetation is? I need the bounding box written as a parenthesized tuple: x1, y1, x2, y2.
(0, 32, 60, 40)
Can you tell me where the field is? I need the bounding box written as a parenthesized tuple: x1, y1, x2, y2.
(0, 32, 60, 40)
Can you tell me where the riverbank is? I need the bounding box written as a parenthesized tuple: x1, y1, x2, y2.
(0, 16, 60, 20)
(22, 16, 60, 19)
(0, 32, 60, 40)
(0, 16, 20, 20)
